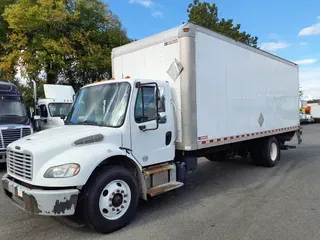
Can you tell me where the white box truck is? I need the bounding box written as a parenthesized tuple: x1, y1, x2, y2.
(2, 23, 301, 233)
(307, 102, 320, 123)
(36, 84, 75, 130)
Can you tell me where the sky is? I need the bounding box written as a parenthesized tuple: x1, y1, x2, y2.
(106, 0, 320, 100)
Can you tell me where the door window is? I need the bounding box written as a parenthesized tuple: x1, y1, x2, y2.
(39, 104, 48, 118)
(135, 86, 157, 123)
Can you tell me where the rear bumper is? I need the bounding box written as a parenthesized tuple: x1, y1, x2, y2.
(2, 174, 79, 216)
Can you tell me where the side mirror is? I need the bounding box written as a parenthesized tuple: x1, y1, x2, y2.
(158, 113, 167, 124)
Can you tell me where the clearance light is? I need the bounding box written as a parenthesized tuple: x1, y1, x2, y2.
(125, 76, 131, 79)
(1, 96, 4, 100)
(94, 80, 99, 83)
(183, 28, 190, 32)
(110, 77, 115, 80)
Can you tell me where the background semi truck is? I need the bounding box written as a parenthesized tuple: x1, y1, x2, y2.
(2, 23, 301, 233)
(0, 80, 33, 164)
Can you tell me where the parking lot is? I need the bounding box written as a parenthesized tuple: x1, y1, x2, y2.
(0, 124, 319, 240)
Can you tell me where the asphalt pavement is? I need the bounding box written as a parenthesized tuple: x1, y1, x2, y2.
(1, 124, 320, 240)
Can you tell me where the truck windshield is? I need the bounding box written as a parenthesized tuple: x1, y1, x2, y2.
(0, 101, 27, 117)
(48, 103, 72, 117)
(67, 82, 131, 127)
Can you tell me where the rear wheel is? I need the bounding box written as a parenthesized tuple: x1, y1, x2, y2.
(78, 166, 139, 233)
(250, 137, 280, 167)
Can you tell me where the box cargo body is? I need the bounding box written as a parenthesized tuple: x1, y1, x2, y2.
(308, 103, 320, 121)
(112, 23, 300, 151)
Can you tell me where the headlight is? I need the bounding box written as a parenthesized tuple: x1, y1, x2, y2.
(44, 163, 80, 178)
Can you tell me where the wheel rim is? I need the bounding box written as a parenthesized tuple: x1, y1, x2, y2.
(270, 142, 278, 161)
(99, 180, 131, 220)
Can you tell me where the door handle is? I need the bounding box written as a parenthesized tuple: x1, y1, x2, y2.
(139, 125, 146, 131)
(166, 131, 172, 145)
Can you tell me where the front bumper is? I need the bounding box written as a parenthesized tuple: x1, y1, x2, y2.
(2, 174, 79, 216)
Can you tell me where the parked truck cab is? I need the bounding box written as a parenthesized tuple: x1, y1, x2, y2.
(0, 80, 33, 164)
(37, 84, 75, 131)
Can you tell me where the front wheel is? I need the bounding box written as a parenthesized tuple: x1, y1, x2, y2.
(78, 166, 139, 233)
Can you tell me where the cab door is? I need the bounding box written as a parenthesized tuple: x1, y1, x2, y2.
(130, 82, 175, 166)
(39, 104, 49, 130)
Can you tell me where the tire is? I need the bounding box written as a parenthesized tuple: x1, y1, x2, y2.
(77, 165, 139, 233)
(250, 137, 280, 167)
(207, 151, 229, 162)
(261, 137, 280, 167)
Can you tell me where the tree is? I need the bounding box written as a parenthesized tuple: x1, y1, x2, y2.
(187, 0, 258, 47)
(0, 0, 16, 79)
(11, 79, 45, 109)
(299, 85, 303, 98)
(0, 0, 130, 86)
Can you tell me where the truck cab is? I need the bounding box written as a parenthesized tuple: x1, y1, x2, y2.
(37, 84, 75, 131)
(2, 78, 176, 232)
(0, 80, 33, 163)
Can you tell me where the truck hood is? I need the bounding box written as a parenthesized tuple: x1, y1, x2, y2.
(7, 125, 123, 168)
(6, 125, 124, 185)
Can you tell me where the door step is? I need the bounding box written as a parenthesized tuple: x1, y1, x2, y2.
(143, 163, 174, 177)
(147, 181, 184, 197)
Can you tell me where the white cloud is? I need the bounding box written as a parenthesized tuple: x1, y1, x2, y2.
(129, 0, 153, 8)
(300, 68, 320, 100)
(294, 59, 317, 65)
(300, 42, 307, 46)
(268, 33, 280, 40)
(260, 42, 289, 52)
(298, 23, 320, 36)
(129, 0, 164, 18)
(152, 11, 163, 18)
(317, 16, 320, 20)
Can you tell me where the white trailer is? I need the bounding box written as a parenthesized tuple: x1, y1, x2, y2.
(2, 23, 301, 234)
(308, 102, 320, 122)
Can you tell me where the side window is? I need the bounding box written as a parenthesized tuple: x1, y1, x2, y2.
(135, 86, 157, 123)
(158, 87, 166, 113)
(39, 104, 48, 118)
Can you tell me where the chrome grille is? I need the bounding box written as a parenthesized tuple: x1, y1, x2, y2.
(0, 128, 32, 148)
(0, 132, 3, 149)
(22, 128, 31, 137)
(7, 150, 33, 180)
